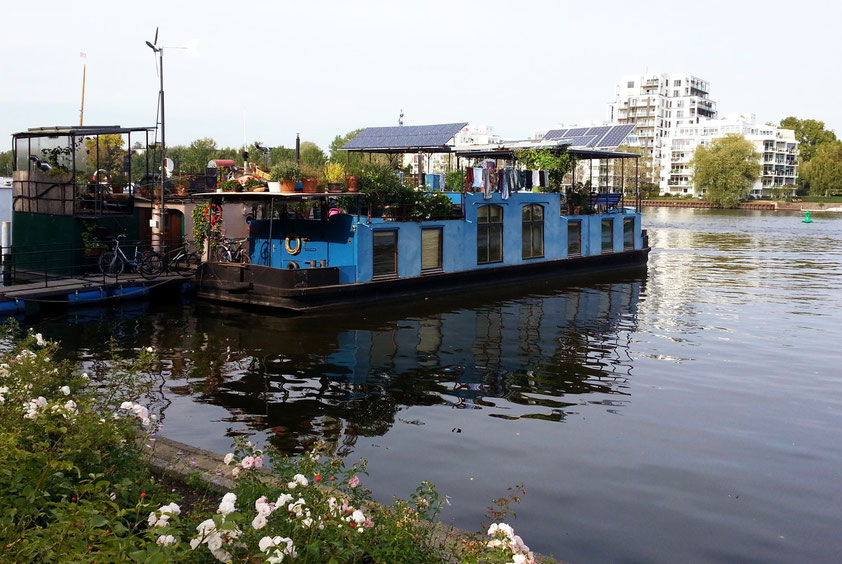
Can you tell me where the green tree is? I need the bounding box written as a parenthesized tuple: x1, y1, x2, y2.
(179, 138, 218, 174)
(329, 129, 363, 162)
(779, 117, 837, 162)
(800, 141, 842, 197)
(83, 134, 126, 175)
(0, 150, 12, 176)
(299, 141, 327, 168)
(691, 134, 761, 208)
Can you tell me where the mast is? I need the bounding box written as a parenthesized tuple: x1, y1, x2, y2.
(79, 52, 87, 126)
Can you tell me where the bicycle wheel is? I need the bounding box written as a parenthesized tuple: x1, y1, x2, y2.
(98, 251, 124, 277)
(174, 252, 200, 277)
(140, 252, 164, 279)
(212, 245, 231, 263)
(239, 250, 251, 264)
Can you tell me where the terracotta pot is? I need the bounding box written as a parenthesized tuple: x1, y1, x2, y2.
(302, 177, 318, 193)
(345, 175, 359, 192)
(280, 180, 297, 193)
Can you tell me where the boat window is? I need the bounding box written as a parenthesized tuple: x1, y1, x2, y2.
(421, 228, 443, 272)
(568, 221, 582, 257)
(601, 219, 615, 253)
(477, 205, 503, 264)
(623, 218, 635, 250)
(522, 204, 544, 259)
(372, 230, 398, 277)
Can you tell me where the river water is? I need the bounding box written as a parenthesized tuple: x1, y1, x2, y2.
(29, 207, 842, 563)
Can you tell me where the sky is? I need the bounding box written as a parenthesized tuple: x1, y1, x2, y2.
(2, 0, 839, 153)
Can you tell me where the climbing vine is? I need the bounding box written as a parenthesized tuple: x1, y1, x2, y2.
(192, 203, 222, 249)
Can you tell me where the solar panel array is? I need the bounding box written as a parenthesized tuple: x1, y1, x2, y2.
(543, 124, 636, 148)
(342, 122, 468, 150)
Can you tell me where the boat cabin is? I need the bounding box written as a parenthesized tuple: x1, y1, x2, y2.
(197, 123, 650, 312)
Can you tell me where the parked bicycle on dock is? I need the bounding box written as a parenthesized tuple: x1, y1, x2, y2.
(98, 236, 163, 279)
(212, 237, 251, 264)
(165, 240, 200, 277)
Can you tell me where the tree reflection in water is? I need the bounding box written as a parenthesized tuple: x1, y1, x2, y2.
(39, 272, 645, 456)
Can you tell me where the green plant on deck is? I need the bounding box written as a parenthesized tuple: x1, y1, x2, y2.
(218, 179, 241, 192)
(445, 170, 465, 191)
(513, 147, 576, 191)
(324, 162, 345, 184)
(270, 162, 302, 182)
(80, 221, 108, 252)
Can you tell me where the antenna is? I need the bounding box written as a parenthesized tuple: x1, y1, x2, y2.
(399, 109, 404, 126)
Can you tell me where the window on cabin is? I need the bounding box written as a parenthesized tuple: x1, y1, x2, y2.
(372, 230, 398, 277)
(568, 221, 582, 257)
(522, 204, 544, 259)
(602, 219, 615, 253)
(477, 204, 503, 264)
(623, 218, 635, 250)
(421, 227, 442, 272)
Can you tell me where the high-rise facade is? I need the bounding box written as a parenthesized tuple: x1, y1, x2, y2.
(661, 113, 798, 198)
(608, 73, 718, 166)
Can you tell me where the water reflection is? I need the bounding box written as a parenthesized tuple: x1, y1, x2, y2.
(41, 274, 645, 454)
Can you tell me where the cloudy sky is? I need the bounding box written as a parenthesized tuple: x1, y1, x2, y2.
(2, 0, 838, 152)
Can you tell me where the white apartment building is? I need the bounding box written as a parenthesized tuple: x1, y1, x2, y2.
(404, 124, 502, 174)
(608, 73, 718, 168)
(662, 113, 798, 198)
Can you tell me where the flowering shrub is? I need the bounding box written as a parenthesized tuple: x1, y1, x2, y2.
(0, 323, 541, 563)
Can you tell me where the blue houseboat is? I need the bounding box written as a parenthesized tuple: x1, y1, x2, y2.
(197, 123, 650, 312)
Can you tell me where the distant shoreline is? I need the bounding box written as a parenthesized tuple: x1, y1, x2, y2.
(640, 200, 842, 212)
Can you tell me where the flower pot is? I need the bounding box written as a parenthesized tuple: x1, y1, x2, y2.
(267, 181, 281, 193)
(345, 175, 359, 192)
(327, 182, 345, 193)
(280, 180, 297, 193)
(302, 177, 318, 193)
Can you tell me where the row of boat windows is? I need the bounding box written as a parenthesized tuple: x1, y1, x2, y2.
(373, 204, 635, 278)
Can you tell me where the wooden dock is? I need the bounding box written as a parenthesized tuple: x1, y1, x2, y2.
(0, 272, 193, 314)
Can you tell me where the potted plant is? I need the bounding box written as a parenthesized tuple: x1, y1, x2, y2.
(566, 182, 586, 215)
(345, 164, 361, 193)
(324, 162, 345, 192)
(219, 179, 241, 192)
(270, 162, 302, 193)
(242, 177, 265, 192)
(173, 176, 190, 196)
(300, 163, 323, 193)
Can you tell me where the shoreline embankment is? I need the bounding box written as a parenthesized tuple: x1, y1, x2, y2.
(640, 200, 841, 212)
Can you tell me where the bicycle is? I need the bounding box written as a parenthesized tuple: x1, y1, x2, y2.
(166, 240, 200, 277)
(212, 237, 251, 264)
(98, 235, 163, 279)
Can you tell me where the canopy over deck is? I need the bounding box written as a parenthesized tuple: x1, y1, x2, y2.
(341, 122, 468, 153)
(454, 139, 640, 160)
(13, 125, 155, 139)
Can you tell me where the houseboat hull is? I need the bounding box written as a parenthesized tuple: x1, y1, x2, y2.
(197, 246, 650, 313)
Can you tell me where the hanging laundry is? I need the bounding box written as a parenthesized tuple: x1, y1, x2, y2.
(483, 162, 496, 199)
(511, 169, 523, 192)
(501, 169, 511, 200)
(465, 167, 474, 192)
(525, 170, 533, 190)
(532, 170, 541, 189)
(472, 167, 484, 189)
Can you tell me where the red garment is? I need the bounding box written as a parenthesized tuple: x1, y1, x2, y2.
(465, 167, 473, 192)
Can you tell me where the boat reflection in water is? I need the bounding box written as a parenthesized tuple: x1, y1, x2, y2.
(112, 271, 647, 454)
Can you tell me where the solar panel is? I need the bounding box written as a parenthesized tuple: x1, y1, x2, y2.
(568, 135, 598, 147)
(342, 122, 468, 150)
(596, 124, 636, 148)
(542, 129, 570, 140)
(565, 127, 590, 137)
